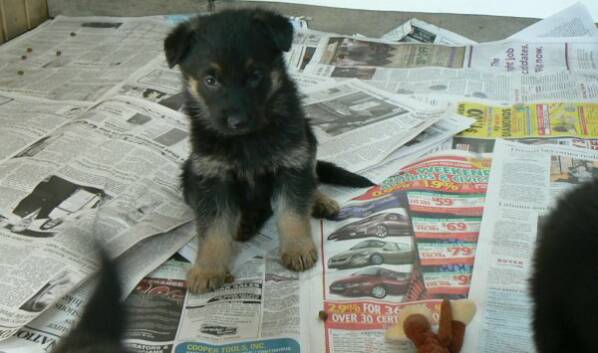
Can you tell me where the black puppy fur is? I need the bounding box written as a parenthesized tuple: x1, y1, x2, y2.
(165, 9, 374, 293)
(531, 178, 598, 353)
(52, 251, 127, 353)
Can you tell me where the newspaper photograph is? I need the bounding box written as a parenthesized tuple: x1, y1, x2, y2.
(463, 139, 598, 353)
(302, 79, 447, 171)
(314, 36, 466, 69)
(287, 30, 328, 72)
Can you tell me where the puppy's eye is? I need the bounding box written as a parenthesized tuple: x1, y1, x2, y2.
(247, 70, 263, 85)
(203, 75, 219, 88)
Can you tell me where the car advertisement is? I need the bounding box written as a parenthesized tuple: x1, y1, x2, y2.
(318, 150, 491, 353)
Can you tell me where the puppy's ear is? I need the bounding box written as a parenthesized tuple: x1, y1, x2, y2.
(164, 21, 194, 68)
(253, 10, 293, 52)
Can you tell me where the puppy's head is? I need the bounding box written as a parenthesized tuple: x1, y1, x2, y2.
(164, 9, 293, 136)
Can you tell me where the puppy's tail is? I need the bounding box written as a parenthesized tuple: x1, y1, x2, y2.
(69, 249, 125, 342)
(316, 160, 375, 188)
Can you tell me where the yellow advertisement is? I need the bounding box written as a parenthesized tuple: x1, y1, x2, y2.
(456, 102, 598, 139)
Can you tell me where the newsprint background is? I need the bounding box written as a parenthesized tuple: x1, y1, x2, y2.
(0, 3, 597, 353)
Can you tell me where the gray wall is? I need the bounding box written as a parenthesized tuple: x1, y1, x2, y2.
(47, 0, 540, 41)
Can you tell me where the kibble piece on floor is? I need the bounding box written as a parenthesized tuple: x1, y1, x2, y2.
(56, 50, 62, 56)
(17, 70, 24, 75)
(70, 32, 76, 36)
(26, 48, 32, 52)
(318, 310, 328, 321)
(21, 55, 27, 60)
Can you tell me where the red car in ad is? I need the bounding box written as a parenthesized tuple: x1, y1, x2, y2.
(328, 267, 411, 299)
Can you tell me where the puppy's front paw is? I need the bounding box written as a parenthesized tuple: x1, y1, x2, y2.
(312, 192, 340, 219)
(281, 239, 318, 271)
(186, 266, 233, 294)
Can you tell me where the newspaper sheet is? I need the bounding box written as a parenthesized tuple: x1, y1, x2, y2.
(0, 94, 196, 339)
(381, 18, 477, 45)
(0, 223, 193, 353)
(304, 32, 598, 75)
(360, 115, 474, 183)
(287, 30, 329, 71)
(463, 139, 598, 352)
(301, 79, 447, 171)
(0, 5, 597, 353)
(508, 2, 598, 40)
(0, 16, 170, 102)
(452, 101, 598, 152)
(305, 150, 491, 353)
(305, 64, 598, 103)
(0, 240, 310, 353)
(0, 92, 89, 162)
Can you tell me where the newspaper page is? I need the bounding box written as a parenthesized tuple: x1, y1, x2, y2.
(463, 139, 598, 353)
(0, 223, 193, 353)
(0, 92, 89, 162)
(304, 32, 598, 76)
(0, 16, 169, 102)
(0, 224, 194, 353)
(452, 101, 598, 152)
(304, 64, 598, 103)
(304, 150, 491, 353)
(360, 115, 475, 183)
(100, 56, 186, 112)
(508, 2, 598, 40)
(287, 30, 329, 72)
(6, 246, 306, 353)
(0, 95, 196, 340)
(381, 18, 477, 45)
(302, 79, 447, 171)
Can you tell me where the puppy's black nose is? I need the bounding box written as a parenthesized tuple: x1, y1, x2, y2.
(227, 114, 248, 130)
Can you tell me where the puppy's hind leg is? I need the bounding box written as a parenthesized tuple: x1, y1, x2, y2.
(311, 190, 340, 220)
(188, 214, 238, 293)
(235, 207, 273, 242)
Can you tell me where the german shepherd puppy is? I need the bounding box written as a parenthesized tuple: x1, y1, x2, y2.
(531, 178, 598, 353)
(164, 9, 374, 293)
(52, 252, 127, 353)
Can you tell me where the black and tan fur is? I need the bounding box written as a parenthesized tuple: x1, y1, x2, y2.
(164, 9, 374, 293)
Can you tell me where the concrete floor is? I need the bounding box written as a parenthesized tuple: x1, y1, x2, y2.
(47, 0, 541, 42)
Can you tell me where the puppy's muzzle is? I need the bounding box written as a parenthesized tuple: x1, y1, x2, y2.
(227, 113, 249, 130)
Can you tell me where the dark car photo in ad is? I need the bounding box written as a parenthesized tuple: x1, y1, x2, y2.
(328, 212, 413, 241)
